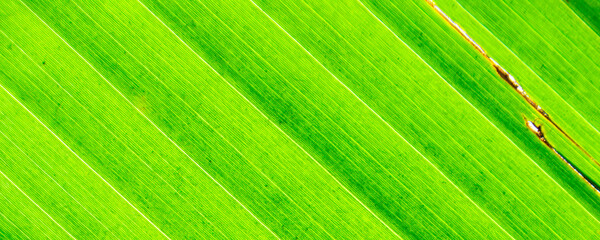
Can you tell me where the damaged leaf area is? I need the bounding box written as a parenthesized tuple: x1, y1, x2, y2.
(427, 0, 596, 165)
(1, 0, 600, 239)
(525, 118, 600, 195)
(426, 0, 600, 184)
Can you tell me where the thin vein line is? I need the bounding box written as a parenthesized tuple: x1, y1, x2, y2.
(4, 19, 230, 237)
(0, 125, 120, 239)
(137, 0, 379, 238)
(0, 210, 32, 240)
(16, 0, 278, 238)
(11, 1, 173, 238)
(3, 20, 186, 240)
(147, 0, 395, 235)
(148, 4, 448, 236)
(0, 28, 181, 238)
(184, 4, 410, 234)
(279, 0, 540, 237)
(518, 2, 600, 101)
(559, 0, 600, 38)
(509, 0, 600, 73)
(498, 0, 600, 134)
(451, 0, 600, 161)
(157, 0, 420, 237)
(0, 168, 76, 239)
(116, 3, 283, 239)
(358, 1, 561, 238)
(0, 192, 54, 239)
(76, 1, 328, 238)
(446, 0, 600, 222)
(479, 0, 600, 97)
(68, 3, 237, 238)
(0, 211, 32, 240)
(1, 29, 142, 237)
(135, 0, 402, 238)
(271, 0, 501, 237)
(182, 1, 400, 235)
(527, 0, 600, 71)
(249, 0, 517, 237)
(0, 80, 168, 239)
(448, 0, 600, 138)
(383, 1, 581, 237)
(359, 0, 600, 225)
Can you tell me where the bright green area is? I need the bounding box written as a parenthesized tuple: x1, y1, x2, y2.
(0, 0, 599, 239)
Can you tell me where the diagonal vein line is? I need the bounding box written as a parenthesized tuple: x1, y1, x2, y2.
(138, 0, 381, 237)
(136, 0, 402, 238)
(248, 0, 516, 237)
(395, 1, 583, 236)
(439, 0, 600, 221)
(0, 79, 168, 239)
(0, 193, 52, 240)
(15, 0, 278, 238)
(2, 29, 148, 237)
(509, 0, 600, 89)
(359, 0, 600, 224)
(67, 3, 237, 238)
(273, 1, 497, 237)
(254, 6, 458, 239)
(0, 124, 119, 239)
(481, 0, 600, 96)
(0, 28, 192, 238)
(154, 0, 410, 237)
(518, 0, 600, 72)
(74, 1, 332, 238)
(279, 0, 537, 237)
(360, 2, 560, 238)
(7, 21, 235, 237)
(559, 0, 600, 38)
(500, 0, 600, 73)
(449, 0, 600, 220)
(451, 0, 600, 151)
(13, 0, 175, 238)
(0, 210, 33, 240)
(0, 165, 76, 239)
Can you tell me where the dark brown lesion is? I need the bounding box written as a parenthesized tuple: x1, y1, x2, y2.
(493, 65, 512, 86)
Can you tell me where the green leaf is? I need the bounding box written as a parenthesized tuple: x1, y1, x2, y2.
(0, 0, 598, 238)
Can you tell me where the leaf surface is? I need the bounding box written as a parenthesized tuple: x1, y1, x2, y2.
(0, 0, 599, 239)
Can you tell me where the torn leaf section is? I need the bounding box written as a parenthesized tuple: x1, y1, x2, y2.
(425, 0, 487, 58)
(426, 0, 597, 166)
(525, 119, 600, 195)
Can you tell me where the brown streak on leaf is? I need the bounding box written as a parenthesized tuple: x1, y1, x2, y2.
(525, 118, 600, 195)
(426, 0, 598, 167)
